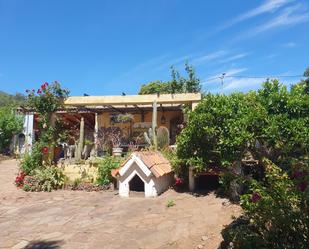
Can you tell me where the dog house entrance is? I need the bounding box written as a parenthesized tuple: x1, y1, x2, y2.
(129, 174, 145, 192)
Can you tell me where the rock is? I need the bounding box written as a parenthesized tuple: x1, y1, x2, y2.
(201, 235, 208, 241)
(222, 200, 231, 206)
(196, 244, 204, 249)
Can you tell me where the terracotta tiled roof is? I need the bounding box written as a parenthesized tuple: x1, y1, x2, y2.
(134, 151, 172, 177)
(112, 151, 172, 178)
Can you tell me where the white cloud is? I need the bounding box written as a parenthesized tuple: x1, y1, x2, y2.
(282, 41, 297, 47)
(220, 0, 292, 30)
(191, 50, 227, 66)
(248, 3, 309, 36)
(202, 67, 248, 85)
(223, 78, 265, 91)
(109, 54, 170, 85)
(154, 54, 193, 71)
(266, 54, 277, 59)
(219, 53, 249, 64)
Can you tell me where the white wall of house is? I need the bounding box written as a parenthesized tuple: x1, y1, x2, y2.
(16, 114, 34, 154)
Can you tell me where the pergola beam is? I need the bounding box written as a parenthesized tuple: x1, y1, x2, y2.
(64, 93, 202, 106)
(106, 105, 125, 114)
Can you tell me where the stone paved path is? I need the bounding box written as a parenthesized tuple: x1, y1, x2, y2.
(0, 160, 241, 249)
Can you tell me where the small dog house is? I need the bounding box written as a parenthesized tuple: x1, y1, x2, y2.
(112, 151, 174, 197)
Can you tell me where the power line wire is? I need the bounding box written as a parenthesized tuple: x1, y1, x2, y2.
(204, 74, 304, 82)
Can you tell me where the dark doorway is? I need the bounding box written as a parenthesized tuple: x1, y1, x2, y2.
(196, 174, 219, 191)
(18, 133, 25, 152)
(129, 174, 145, 192)
(170, 117, 182, 144)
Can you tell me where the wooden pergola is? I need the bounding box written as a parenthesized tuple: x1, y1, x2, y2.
(63, 93, 202, 159)
(64, 93, 201, 107)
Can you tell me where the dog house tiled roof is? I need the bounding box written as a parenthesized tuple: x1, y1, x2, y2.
(112, 151, 172, 178)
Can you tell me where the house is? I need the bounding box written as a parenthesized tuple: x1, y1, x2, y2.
(17, 93, 202, 158)
(112, 151, 173, 197)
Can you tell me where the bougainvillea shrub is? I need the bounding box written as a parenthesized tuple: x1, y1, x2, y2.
(18, 82, 69, 191)
(221, 159, 309, 249)
(25, 81, 69, 165)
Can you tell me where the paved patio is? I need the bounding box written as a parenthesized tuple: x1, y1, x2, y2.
(0, 160, 240, 249)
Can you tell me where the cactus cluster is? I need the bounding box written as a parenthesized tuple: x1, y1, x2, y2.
(144, 126, 170, 150)
(143, 100, 170, 150)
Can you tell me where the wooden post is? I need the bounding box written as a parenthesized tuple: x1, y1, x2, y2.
(189, 166, 195, 192)
(152, 100, 158, 150)
(94, 112, 98, 156)
(76, 117, 84, 160)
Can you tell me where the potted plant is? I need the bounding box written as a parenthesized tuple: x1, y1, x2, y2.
(109, 128, 123, 156)
(116, 113, 134, 123)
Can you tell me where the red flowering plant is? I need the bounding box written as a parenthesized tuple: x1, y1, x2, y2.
(29, 83, 68, 146)
(21, 81, 69, 174)
(18, 82, 69, 191)
(175, 177, 184, 186)
(291, 161, 309, 194)
(223, 158, 309, 249)
(15, 172, 26, 187)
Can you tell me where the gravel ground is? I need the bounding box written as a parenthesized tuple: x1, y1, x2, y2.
(0, 159, 241, 249)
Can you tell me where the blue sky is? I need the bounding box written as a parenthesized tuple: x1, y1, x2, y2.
(0, 0, 308, 96)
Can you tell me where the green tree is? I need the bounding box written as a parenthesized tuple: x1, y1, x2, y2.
(303, 67, 309, 94)
(138, 81, 171, 95)
(138, 63, 201, 94)
(176, 91, 266, 170)
(0, 91, 25, 107)
(177, 79, 309, 171)
(0, 107, 23, 154)
(182, 63, 201, 93)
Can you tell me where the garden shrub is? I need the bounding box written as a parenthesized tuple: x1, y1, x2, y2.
(19, 143, 42, 174)
(23, 167, 67, 192)
(0, 107, 23, 154)
(96, 156, 124, 185)
(177, 91, 266, 170)
(221, 159, 309, 249)
(16, 82, 69, 192)
(218, 172, 237, 195)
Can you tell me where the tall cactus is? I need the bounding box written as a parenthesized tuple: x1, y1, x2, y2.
(144, 128, 153, 147)
(157, 126, 170, 149)
(152, 100, 158, 150)
(76, 117, 84, 160)
(144, 100, 158, 150)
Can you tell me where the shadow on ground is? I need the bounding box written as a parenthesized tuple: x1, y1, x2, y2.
(24, 240, 63, 249)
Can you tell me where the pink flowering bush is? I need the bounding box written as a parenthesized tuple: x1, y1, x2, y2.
(18, 82, 69, 191)
(221, 158, 309, 249)
(24, 81, 69, 165)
